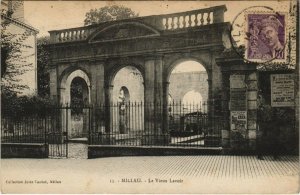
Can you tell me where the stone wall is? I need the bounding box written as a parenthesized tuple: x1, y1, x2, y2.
(1, 143, 48, 158)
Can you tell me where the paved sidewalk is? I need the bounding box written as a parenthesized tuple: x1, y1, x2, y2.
(1, 155, 299, 194)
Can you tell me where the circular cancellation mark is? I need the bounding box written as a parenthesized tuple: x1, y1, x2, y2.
(229, 6, 288, 64)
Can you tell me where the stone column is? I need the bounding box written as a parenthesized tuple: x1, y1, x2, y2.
(154, 56, 163, 135)
(162, 81, 170, 134)
(227, 64, 257, 151)
(142, 55, 169, 145)
(49, 66, 58, 102)
(156, 55, 170, 144)
(217, 56, 258, 153)
(220, 71, 230, 148)
(207, 75, 213, 117)
(247, 72, 258, 151)
(89, 61, 105, 138)
(104, 83, 113, 133)
(143, 57, 155, 145)
(49, 65, 68, 139)
(90, 61, 105, 106)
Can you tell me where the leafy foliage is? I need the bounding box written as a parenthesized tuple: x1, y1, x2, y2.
(1, 1, 33, 94)
(37, 36, 50, 97)
(1, 90, 56, 119)
(84, 5, 138, 25)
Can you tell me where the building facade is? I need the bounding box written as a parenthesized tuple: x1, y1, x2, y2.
(1, 0, 38, 95)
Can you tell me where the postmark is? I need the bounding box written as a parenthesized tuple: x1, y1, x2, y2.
(245, 12, 287, 63)
(230, 6, 289, 64)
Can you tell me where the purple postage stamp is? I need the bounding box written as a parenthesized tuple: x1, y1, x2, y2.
(245, 13, 287, 63)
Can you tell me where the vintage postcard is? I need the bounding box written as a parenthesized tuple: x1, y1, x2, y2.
(1, 0, 299, 194)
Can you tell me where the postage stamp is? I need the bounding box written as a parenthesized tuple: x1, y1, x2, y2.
(245, 12, 287, 63)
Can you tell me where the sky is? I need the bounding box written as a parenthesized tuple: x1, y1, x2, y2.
(23, 1, 291, 37)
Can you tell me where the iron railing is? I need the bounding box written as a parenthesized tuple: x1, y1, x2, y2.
(1, 102, 225, 148)
(1, 107, 68, 157)
(89, 101, 224, 147)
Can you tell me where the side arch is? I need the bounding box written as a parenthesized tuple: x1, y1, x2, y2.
(59, 68, 91, 105)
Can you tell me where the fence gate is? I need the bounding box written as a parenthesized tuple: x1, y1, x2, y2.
(47, 107, 68, 158)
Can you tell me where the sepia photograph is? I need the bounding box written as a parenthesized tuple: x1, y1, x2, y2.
(1, 0, 299, 194)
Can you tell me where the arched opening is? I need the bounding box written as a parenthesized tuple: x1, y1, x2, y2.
(60, 69, 91, 105)
(168, 60, 208, 145)
(168, 60, 208, 104)
(110, 66, 144, 135)
(69, 77, 89, 138)
(60, 69, 91, 139)
(70, 77, 89, 110)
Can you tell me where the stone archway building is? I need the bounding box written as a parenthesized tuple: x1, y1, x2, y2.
(48, 5, 233, 145)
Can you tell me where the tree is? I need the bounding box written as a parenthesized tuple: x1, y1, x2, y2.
(37, 36, 50, 97)
(84, 5, 138, 25)
(1, 1, 33, 94)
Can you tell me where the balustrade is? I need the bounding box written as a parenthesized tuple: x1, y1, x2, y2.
(150, 5, 226, 30)
(49, 5, 226, 43)
(50, 27, 92, 43)
(162, 10, 214, 30)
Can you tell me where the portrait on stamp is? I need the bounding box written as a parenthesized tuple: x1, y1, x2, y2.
(246, 13, 286, 62)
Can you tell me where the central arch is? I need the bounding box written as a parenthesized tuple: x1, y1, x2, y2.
(168, 60, 209, 105)
(109, 66, 145, 135)
(167, 60, 209, 144)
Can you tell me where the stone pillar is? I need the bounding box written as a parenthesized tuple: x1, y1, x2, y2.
(220, 71, 230, 148)
(142, 55, 169, 145)
(217, 56, 258, 152)
(143, 57, 155, 145)
(90, 61, 105, 106)
(154, 56, 163, 135)
(49, 66, 58, 102)
(207, 75, 213, 117)
(229, 74, 248, 150)
(104, 83, 113, 134)
(162, 82, 170, 134)
(89, 61, 105, 136)
(247, 72, 258, 151)
(227, 64, 257, 151)
(155, 56, 163, 104)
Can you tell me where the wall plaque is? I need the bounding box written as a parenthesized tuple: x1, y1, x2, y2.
(230, 89, 247, 111)
(230, 74, 245, 89)
(271, 74, 295, 107)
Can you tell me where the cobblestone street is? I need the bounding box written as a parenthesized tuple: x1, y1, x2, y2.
(1, 155, 299, 194)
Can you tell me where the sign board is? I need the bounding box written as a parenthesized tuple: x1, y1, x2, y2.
(230, 89, 247, 111)
(230, 74, 245, 89)
(271, 74, 294, 107)
(230, 111, 247, 137)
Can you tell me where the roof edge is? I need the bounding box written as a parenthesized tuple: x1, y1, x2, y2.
(1, 14, 39, 33)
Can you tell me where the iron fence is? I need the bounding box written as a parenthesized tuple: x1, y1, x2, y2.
(89, 101, 225, 147)
(1, 117, 48, 143)
(1, 101, 225, 149)
(1, 107, 68, 157)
